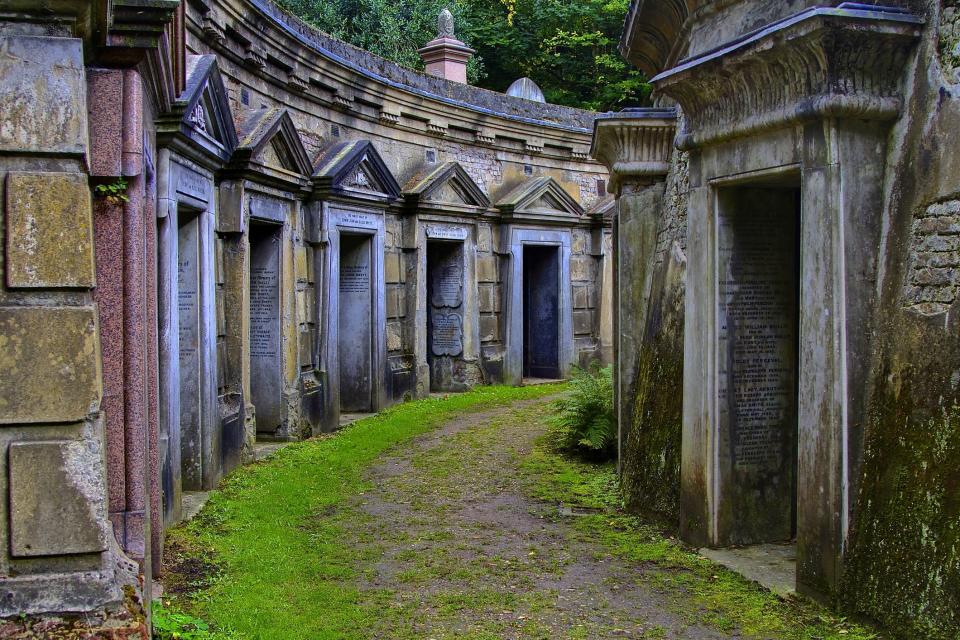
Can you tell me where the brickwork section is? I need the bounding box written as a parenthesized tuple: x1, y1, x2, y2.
(904, 199, 960, 315)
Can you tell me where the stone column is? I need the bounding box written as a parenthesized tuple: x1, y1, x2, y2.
(591, 109, 677, 473)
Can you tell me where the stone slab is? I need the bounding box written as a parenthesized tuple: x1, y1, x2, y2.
(250, 226, 283, 432)
(5, 172, 95, 288)
(9, 440, 105, 556)
(0, 306, 101, 423)
(0, 36, 87, 155)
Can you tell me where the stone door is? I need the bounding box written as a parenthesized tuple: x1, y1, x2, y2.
(523, 244, 561, 379)
(177, 212, 204, 490)
(249, 221, 283, 435)
(716, 186, 800, 545)
(338, 233, 374, 412)
(426, 240, 466, 391)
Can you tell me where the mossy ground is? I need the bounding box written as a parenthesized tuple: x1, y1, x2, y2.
(158, 387, 882, 639)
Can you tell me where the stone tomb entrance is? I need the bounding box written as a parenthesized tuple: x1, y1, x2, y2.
(427, 240, 466, 391)
(716, 184, 800, 545)
(338, 233, 375, 412)
(523, 245, 562, 379)
(248, 220, 283, 436)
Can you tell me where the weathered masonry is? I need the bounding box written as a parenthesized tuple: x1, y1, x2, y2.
(0, 0, 611, 632)
(595, 1, 959, 638)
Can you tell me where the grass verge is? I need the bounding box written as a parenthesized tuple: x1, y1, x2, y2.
(156, 384, 564, 640)
(519, 425, 883, 640)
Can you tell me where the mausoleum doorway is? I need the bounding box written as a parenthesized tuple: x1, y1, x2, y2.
(426, 240, 466, 391)
(523, 244, 561, 380)
(338, 233, 375, 413)
(248, 220, 283, 437)
(716, 183, 801, 546)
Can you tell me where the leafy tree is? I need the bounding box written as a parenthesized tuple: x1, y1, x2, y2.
(275, 0, 649, 111)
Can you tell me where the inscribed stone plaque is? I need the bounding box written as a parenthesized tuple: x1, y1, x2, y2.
(716, 188, 798, 543)
(0, 306, 101, 424)
(337, 210, 378, 230)
(431, 259, 464, 308)
(249, 227, 283, 431)
(432, 311, 464, 357)
(425, 224, 469, 241)
(5, 172, 95, 288)
(338, 235, 373, 412)
(177, 217, 203, 488)
(249, 193, 287, 224)
(174, 163, 210, 203)
(9, 440, 105, 556)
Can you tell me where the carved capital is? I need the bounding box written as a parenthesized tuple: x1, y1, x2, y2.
(652, 5, 923, 150)
(590, 108, 677, 196)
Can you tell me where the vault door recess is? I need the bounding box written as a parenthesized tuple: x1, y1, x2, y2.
(427, 241, 466, 392)
(177, 212, 203, 491)
(338, 234, 374, 413)
(249, 221, 283, 435)
(523, 244, 561, 379)
(717, 186, 800, 545)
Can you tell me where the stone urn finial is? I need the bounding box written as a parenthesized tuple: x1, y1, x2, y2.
(438, 8, 455, 39)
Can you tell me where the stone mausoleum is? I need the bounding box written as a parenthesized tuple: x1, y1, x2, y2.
(0, 0, 612, 633)
(594, 1, 958, 637)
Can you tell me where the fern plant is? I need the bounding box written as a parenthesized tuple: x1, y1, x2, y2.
(551, 364, 615, 459)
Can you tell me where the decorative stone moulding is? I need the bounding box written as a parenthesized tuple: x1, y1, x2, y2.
(287, 74, 308, 93)
(652, 3, 923, 150)
(379, 110, 401, 126)
(590, 108, 677, 195)
(427, 121, 448, 137)
(474, 130, 495, 146)
(332, 93, 353, 111)
(524, 139, 545, 155)
(202, 14, 226, 46)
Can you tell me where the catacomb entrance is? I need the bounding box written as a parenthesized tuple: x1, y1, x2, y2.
(249, 221, 283, 436)
(427, 241, 466, 391)
(523, 244, 561, 379)
(338, 233, 374, 412)
(716, 184, 800, 545)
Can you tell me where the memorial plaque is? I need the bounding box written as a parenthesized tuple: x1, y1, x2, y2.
(425, 224, 469, 241)
(716, 188, 798, 543)
(431, 260, 463, 308)
(431, 311, 463, 357)
(177, 216, 203, 488)
(339, 235, 373, 412)
(337, 210, 378, 230)
(248, 193, 287, 224)
(249, 226, 282, 432)
(174, 163, 210, 203)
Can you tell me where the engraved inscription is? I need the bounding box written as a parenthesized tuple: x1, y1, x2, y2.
(250, 265, 278, 358)
(425, 224, 468, 241)
(175, 164, 210, 202)
(338, 211, 378, 229)
(340, 263, 370, 294)
(432, 311, 463, 356)
(431, 260, 463, 308)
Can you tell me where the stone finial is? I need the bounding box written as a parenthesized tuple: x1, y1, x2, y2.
(590, 108, 677, 196)
(438, 8, 455, 39)
(418, 9, 475, 84)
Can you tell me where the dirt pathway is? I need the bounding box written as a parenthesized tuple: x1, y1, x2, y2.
(333, 396, 728, 639)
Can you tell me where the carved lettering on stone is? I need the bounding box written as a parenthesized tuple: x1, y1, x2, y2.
(432, 311, 463, 357)
(431, 260, 464, 308)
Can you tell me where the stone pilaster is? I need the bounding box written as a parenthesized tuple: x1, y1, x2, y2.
(590, 109, 677, 473)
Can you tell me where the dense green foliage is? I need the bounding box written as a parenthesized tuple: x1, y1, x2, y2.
(551, 364, 616, 459)
(275, 0, 649, 111)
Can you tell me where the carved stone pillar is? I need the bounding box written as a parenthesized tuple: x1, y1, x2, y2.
(591, 109, 677, 472)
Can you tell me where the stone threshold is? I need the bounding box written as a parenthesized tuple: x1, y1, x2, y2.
(699, 543, 797, 597)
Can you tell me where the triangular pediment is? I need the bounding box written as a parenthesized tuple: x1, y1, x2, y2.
(313, 140, 401, 200)
(179, 55, 238, 156)
(496, 177, 584, 217)
(403, 162, 490, 209)
(234, 108, 312, 176)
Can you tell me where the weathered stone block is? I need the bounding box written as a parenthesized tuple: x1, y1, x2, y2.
(295, 246, 308, 282)
(385, 252, 403, 284)
(9, 440, 105, 556)
(5, 172, 95, 288)
(0, 36, 88, 155)
(570, 255, 593, 282)
(386, 286, 405, 319)
(573, 309, 593, 335)
(0, 306, 101, 423)
(480, 314, 499, 342)
(477, 255, 498, 283)
(573, 285, 591, 309)
(477, 225, 492, 252)
(386, 321, 402, 351)
(572, 230, 589, 255)
(86, 69, 124, 177)
(479, 284, 500, 313)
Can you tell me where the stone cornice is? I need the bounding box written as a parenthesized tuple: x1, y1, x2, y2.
(590, 108, 677, 195)
(652, 5, 923, 150)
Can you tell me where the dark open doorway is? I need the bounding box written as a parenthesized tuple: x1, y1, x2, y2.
(523, 244, 561, 380)
(426, 240, 466, 392)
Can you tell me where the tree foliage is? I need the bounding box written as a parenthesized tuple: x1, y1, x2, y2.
(276, 0, 649, 111)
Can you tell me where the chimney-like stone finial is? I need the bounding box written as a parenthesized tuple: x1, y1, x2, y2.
(418, 8, 475, 84)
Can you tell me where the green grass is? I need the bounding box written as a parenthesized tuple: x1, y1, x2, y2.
(157, 384, 564, 640)
(519, 428, 883, 640)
